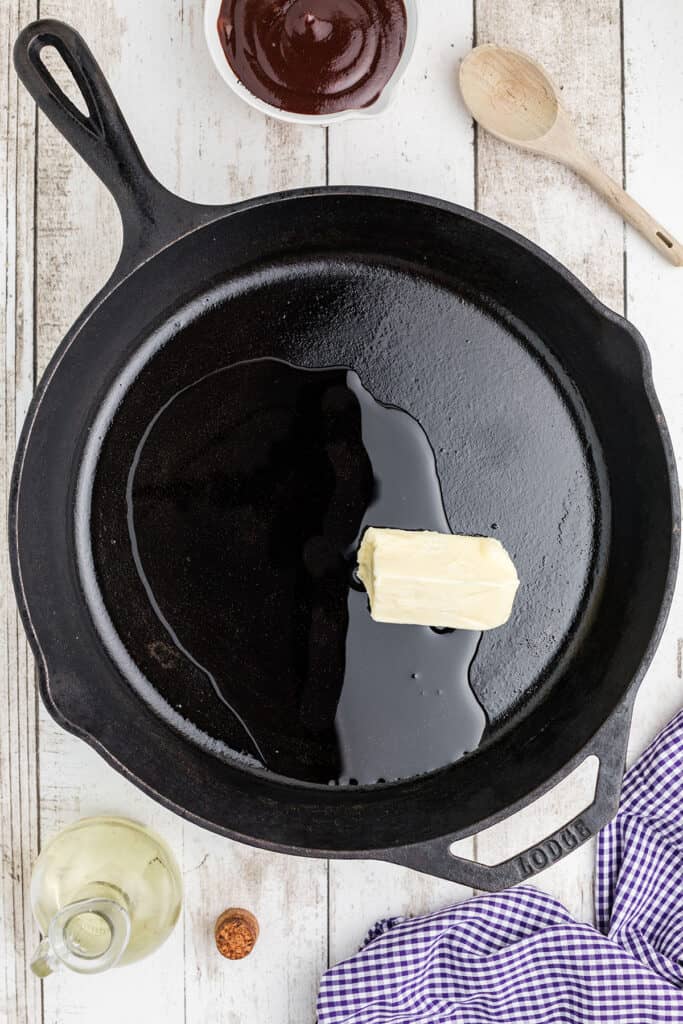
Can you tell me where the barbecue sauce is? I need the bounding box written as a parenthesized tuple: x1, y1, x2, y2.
(216, 0, 408, 116)
(127, 360, 485, 785)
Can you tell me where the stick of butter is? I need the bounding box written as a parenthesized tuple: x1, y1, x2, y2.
(357, 528, 520, 631)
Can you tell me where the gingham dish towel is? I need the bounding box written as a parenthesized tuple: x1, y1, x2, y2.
(318, 709, 683, 1023)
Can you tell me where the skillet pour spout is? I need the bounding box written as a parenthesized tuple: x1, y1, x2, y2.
(11, 19, 679, 892)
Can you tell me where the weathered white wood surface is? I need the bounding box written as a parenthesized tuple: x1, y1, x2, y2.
(1, 0, 681, 1020)
(471, 0, 624, 923)
(622, 0, 683, 762)
(1, 1, 40, 1021)
(32, 3, 328, 1023)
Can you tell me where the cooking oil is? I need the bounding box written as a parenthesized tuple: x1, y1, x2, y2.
(30, 816, 182, 976)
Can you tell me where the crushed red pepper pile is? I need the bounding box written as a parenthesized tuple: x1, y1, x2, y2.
(215, 908, 260, 960)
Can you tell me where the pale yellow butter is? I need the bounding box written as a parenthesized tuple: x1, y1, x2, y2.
(357, 528, 520, 630)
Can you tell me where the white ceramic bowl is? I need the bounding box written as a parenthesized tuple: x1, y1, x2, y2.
(204, 0, 418, 126)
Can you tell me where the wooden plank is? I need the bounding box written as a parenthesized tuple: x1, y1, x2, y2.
(33, 2, 187, 1013)
(34, 2, 327, 1022)
(475, 0, 624, 314)
(471, 0, 624, 921)
(182, 833, 326, 1024)
(328, 1, 474, 200)
(327, 1, 477, 967)
(37, 744, 186, 1024)
(622, 0, 683, 760)
(1, 1, 41, 1021)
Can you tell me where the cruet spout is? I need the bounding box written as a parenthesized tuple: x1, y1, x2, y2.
(30, 897, 131, 978)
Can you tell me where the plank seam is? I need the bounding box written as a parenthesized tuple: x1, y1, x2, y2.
(472, 0, 478, 214)
(619, 0, 628, 319)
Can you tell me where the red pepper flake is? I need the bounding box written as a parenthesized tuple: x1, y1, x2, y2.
(215, 908, 259, 960)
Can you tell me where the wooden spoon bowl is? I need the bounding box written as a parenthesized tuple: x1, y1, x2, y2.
(461, 45, 559, 145)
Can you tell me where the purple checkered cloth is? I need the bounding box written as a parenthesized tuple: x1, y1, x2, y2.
(318, 709, 683, 1023)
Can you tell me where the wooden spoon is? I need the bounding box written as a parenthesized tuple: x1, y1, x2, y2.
(460, 44, 683, 266)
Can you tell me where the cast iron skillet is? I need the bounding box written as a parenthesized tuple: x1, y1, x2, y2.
(12, 20, 679, 891)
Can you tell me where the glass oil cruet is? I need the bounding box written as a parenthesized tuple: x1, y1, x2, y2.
(29, 816, 182, 977)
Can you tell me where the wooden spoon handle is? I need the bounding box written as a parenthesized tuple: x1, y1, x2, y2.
(569, 150, 683, 266)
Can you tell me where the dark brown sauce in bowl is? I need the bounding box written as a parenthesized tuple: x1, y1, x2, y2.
(217, 0, 409, 116)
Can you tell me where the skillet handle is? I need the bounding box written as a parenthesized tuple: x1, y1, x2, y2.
(381, 702, 634, 892)
(13, 19, 209, 267)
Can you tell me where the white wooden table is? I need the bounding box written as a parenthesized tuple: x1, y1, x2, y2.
(2, 1, 682, 1021)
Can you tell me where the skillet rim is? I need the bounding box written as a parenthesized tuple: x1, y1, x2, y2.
(9, 185, 681, 862)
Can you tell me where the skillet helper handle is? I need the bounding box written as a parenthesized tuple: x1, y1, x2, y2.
(13, 19, 202, 263)
(383, 703, 633, 892)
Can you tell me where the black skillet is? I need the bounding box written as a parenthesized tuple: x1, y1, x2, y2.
(11, 20, 679, 891)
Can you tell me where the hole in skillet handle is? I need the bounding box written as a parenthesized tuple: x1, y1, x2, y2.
(13, 19, 221, 273)
(449, 755, 599, 866)
(13, 19, 165, 270)
(14, 21, 115, 150)
(13, 17, 170, 246)
(378, 701, 634, 892)
(39, 44, 90, 119)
